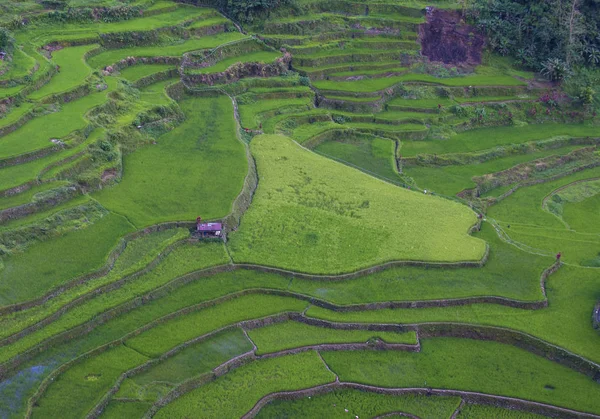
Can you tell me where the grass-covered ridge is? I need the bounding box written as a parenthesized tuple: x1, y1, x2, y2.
(228, 134, 486, 273)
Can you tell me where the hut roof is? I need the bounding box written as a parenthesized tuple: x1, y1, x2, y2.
(197, 222, 222, 232)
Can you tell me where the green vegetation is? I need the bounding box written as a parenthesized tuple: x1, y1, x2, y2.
(87, 32, 247, 69)
(95, 95, 247, 228)
(190, 50, 282, 74)
(401, 124, 600, 156)
(117, 64, 175, 82)
(0, 213, 133, 306)
(248, 321, 417, 354)
(457, 404, 548, 419)
(31, 345, 148, 418)
(229, 134, 485, 273)
(0, 83, 114, 160)
(154, 351, 335, 418)
(255, 389, 461, 419)
(118, 329, 253, 402)
(28, 45, 96, 100)
(323, 338, 600, 414)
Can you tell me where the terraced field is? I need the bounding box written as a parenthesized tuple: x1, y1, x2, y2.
(0, 0, 599, 418)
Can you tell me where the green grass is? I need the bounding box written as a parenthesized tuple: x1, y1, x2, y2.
(0, 212, 134, 306)
(488, 166, 600, 265)
(545, 178, 600, 234)
(255, 388, 460, 419)
(0, 102, 35, 129)
(154, 351, 336, 418)
(324, 94, 381, 102)
(239, 97, 313, 130)
(388, 97, 456, 109)
(322, 338, 600, 414)
(0, 241, 230, 364)
(307, 263, 600, 365)
(405, 145, 586, 196)
(28, 45, 97, 100)
(0, 181, 69, 211)
(312, 73, 526, 93)
(126, 294, 307, 357)
(94, 95, 247, 228)
(0, 81, 115, 160)
(228, 134, 485, 273)
(189, 50, 281, 74)
(139, 78, 176, 105)
(314, 135, 400, 181)
(0, 48, 37, 82)
(248, 321, 416, 354)
(454, 94, 533, 103)
(101, 401, 152, 419)
(0, 228, 188, 341)
(117, 64, 175, 82)
(401, 124, 600, 156)
(330, 66, 408, 77)
(0, 127, 105, 191)
(0, 85, 25, 100)
(118, 329, 253, 402)
(457, 403, 548, 418)
(30, 344, 149, 419)
(19, 6, 214, 45)
(87, 32, 247, 69)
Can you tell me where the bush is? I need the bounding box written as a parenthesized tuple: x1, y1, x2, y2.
(299, 75, 310, 86)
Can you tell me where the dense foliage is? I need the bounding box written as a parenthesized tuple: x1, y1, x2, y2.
(0, 28, 14, 54)
(471, 0, 600, 76)
(221, 0, 294, 22)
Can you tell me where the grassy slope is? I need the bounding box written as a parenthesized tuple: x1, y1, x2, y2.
(0, 82, 114, 160)
(228, 134, 485, 273)
(87, 32, 247, 69)
(488, 166, 600, 265)
(0, 213, 134, 306)
(401, 124, 600, 156)
(28, 44, 97, 100)
(94, 95, 247, 228)
(117, 64, 175, 82)
(154, 351, 335, 418)
(406, 145, 586, 196)
(248, 321, 417, 354)
(323, 339, 600, 414)
(254, 388, 460, 419)
(307, 264, 600, 364)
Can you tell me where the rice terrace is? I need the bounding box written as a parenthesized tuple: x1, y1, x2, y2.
(0, 0, 599, 417)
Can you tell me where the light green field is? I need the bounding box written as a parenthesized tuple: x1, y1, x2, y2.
(154, 351, 335, 418)
(323, 338, 600, 414)
(0, 81, 114, 160)
(254, 389, 461, 419)
(189, 50, 281, 74)
(117, 64, 175, 82)
(87, 32, 247, 68)
(228, 134, 485, 273)
(28, 44, 97, 100)
(313, 73, 526, 93)
(19, 5, 215, 45)
(248, 321, 417, 354)
(402, 124, 600, 156)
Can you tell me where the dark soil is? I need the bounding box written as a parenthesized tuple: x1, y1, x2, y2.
(419, 8, 484, 66)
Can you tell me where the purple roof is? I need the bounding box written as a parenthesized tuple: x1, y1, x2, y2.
(197, 222, 222, 232)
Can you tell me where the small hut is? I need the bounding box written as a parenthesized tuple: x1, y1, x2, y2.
(195, 217, 222, 237)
